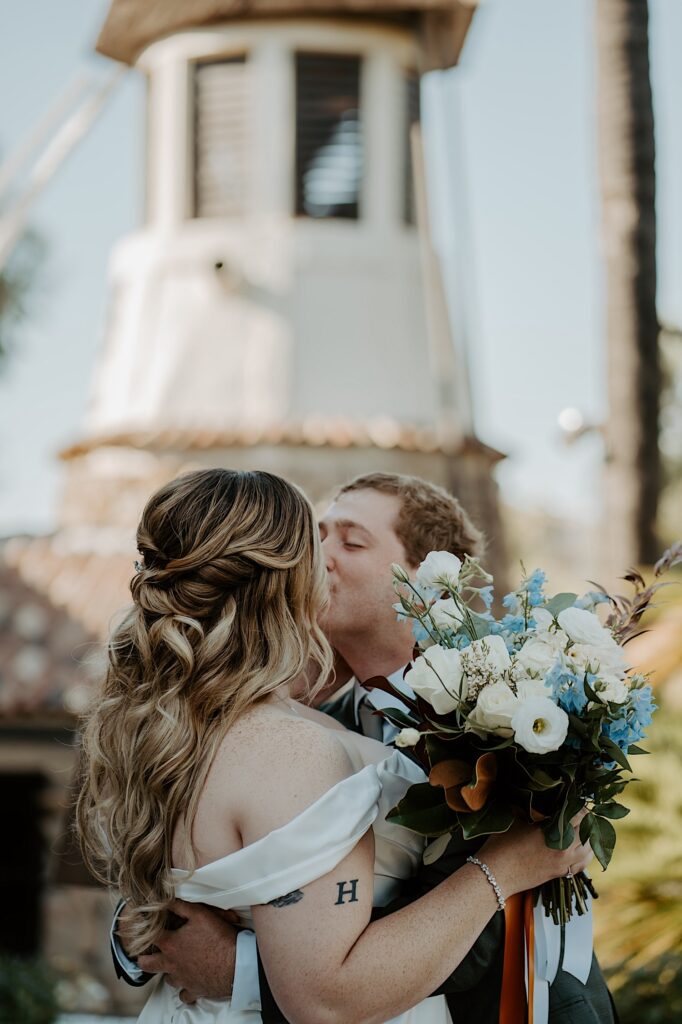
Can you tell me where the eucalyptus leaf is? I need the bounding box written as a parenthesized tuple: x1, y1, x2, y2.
(543, 593, 578, 617)
(423, 832, 452, 865)
(627, 744, 649, 756)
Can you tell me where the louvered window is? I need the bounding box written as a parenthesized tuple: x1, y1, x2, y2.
(404, 71, 421, 225)
(193, 56, 249, 218)
(295, 53, 363, 219)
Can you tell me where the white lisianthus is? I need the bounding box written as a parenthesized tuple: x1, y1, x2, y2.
(531, 608, 555, 632)
(512, 697, 569, 754)
(408, 646, 466, 715)
(391, 563, 411, 584)
(429, 597, 465, 631)
(516, 676, 553, 701)
(395, 727, 422, 748)
(461, 634, 511, 679)
(416, 551, 462, 591)
(558, 607, 613, 647)
(515, 637, 559, 677)
(468, 681, 519, 732)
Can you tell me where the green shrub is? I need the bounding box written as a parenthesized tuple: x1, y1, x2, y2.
(0, 956, 59, 1024)
(608, 953, 682, 1024)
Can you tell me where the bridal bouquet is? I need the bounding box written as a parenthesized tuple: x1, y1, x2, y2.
(380, 544, 681, 924)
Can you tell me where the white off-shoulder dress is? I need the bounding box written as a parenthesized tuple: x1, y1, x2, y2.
(137, 729, 453, 1024)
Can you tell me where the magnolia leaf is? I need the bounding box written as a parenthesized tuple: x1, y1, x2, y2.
(460, 800, 515, 840)
(525, 769, 563, 792)
(387, 783, 458, 836)
(589, 815, 616, 870)
(423, 832, 452, 866)
(592, 801, 629, 819)
(364, 675, 418, 713)
(379, 706, 420, 731)
(543, 593, 578, 617)
(426, 734, 461, 765)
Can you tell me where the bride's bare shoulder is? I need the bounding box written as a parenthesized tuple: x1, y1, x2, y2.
(208, 704, 355, 842)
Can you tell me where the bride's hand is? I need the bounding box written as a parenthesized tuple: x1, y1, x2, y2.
(480, 810, 592, 897)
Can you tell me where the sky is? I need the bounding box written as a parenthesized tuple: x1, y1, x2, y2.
(1, 0, 681, 537)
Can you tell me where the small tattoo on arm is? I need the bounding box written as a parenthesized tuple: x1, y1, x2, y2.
(268, 889, 304, 908)
(335, 879, 359, 905)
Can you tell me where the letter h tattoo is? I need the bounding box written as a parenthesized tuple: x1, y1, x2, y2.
(335, 879, 359, 905)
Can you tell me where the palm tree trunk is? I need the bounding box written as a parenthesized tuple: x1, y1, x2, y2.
(595, 0, 660, 569)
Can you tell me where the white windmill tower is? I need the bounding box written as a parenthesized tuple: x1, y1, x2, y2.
(9, 0, 507, 642)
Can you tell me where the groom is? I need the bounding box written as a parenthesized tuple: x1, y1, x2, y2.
(113, 472, 617, 1022)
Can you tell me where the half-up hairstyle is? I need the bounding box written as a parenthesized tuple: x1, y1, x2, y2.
(77, 469, 332, 955)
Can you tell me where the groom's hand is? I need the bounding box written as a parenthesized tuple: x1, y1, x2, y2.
(137, 900, 237, 1003)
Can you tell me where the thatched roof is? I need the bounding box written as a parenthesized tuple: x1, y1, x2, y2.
(96, 0, 478, 69)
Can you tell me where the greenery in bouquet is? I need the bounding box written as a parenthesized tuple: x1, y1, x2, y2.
(381, 543, 681, 924)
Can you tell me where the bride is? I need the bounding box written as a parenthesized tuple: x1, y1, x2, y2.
(77, 468, 591, 1024)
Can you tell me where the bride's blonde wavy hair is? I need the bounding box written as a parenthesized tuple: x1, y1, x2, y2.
(77, 468, 333, 955)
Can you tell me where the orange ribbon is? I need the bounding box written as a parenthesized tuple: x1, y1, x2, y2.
(499, 891, 536, 1024)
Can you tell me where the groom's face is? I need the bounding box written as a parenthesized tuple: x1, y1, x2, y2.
(319, 488, 416, 643)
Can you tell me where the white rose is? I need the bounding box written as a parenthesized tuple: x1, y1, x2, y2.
(416, 551, 462, 590)
(468, 681, 519, 732)
(461, 634, 511, 678)
(408, 646, 466, 715)
(531, 608, 554, 632)
(515, 637, 558, 677)
(558, 607, 613, 647)
(512, 697, 569, 754)
(591, 675, 629, 705)
(395, 727, 422, 748)
(429, 597, 465, 631)
(516, 676, 553, 701)
(565, 640, 627, 678)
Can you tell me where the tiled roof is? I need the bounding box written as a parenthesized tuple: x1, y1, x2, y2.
(0, 546, 103, 720)
(96, 0, 478, 67)
(4, 537, 133, 648)
(59, 421, 506, 463)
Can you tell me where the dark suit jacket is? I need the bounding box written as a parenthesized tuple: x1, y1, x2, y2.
(256, 686, 617, 1024)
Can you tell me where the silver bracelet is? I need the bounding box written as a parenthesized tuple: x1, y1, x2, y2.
(466, 856, 506, 912)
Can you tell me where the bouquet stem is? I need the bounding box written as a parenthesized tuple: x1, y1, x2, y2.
(539, 872, 598, 925)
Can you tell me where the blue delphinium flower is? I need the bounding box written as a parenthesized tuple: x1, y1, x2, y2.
(575, 591, 611, 611)
(629, 685, 657, 733)
(500, 613, 526, 635)
(523, 569, 547, 608)
(502, 591, 522, 614)
(411, 619, 432, 646)
(546, 661, 588, 715)
(479, 585, 494, 610)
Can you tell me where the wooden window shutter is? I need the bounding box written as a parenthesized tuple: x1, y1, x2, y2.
(295, 53, 363, 219)
(193, 56, 250, 218)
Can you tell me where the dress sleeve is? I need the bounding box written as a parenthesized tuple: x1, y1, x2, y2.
(172, 750, 424, 910)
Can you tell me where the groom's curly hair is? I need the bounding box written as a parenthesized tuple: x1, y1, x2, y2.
(77, 468, 333, 957)
(336, 473, 484, 567)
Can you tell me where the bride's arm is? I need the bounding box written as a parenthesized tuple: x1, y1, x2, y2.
(244, 725, 590, 1024)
